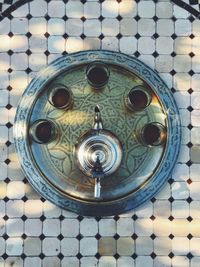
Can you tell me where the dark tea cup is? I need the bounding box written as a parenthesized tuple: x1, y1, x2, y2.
(136, 122, 167, 147)
(30, 119, 56, 144)
(86, 61, 110, 89)
(48, 86, 73, 110)
(125, 86, 152, 111)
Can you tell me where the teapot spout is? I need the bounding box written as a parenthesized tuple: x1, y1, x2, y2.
(93, 105, 103, 131)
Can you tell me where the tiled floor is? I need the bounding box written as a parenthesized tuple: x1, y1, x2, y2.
(0, 0, 200, 266)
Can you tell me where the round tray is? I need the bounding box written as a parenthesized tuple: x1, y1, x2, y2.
(14, 50, 181, 216)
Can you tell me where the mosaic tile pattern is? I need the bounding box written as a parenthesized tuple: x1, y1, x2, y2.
(0, 0, 200, 266)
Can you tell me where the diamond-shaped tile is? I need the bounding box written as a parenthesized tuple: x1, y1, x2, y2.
(169, 234, 174, 240)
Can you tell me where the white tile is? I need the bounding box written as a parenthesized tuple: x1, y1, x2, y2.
(156, 37, 173, 54)
(191, 74, 200, 91)
(24, 237, 41, 256)
(177, 145, 189, 162)
(191, 165, 200, 181)
(84, 2, 100, 18)
(102, 37, 118, 51)
(29, 18, 47, 35)
(174, 91, 190, 108)
(6, 237, 23, 255)
(0, 201, 5, 218)
(119, 1, 137, 17)
(157, 19, 174, 36)
(8, 161, 24, 181)
(0, 163, 7, 180)
(190, 182, 200, 200)
(154, 200, 171, 217)
(172, 201, 189, 218)
(11, 53, 28, 71)
(0, 108, 8, 125)
(43, 200, 61, 218)
(61, 257, 79, 267)
(66, 19, 83, 36)
(0, 144, 7, 162)
(24, 200, 43, 218)
(99, 219, 115, 236)
(61, 238, 79, 256)
(154, 218, 172, 237)
(48, 36, 65, 53)
(99, 256, 116, 267)
(191, 92, 200, 110)
(0, 90, 8, 107)
(80, 237, 97, 256)
(117, 218, 133, 236)
(61, 219, 79, 237)
(190, 238, 200, 256)
(0, 219, 5, 236)
(84, 19, 101, 36)
(80, 218, 98, 236)
(65, 37, 84, 53)
(25, 219, 42, 236)
(7, 181, 25, 199)
(43, 219, 60, 236)
(0, 71, 9, 89)
(117, 257, 134, 267)
(102, 19, 119, 36)
(138, 37, 155, 54)
(174, 37, 192, 54)
(156, 55, 173, 72)
(48, 1, 65, 17)
(29, 36, 47, 53)
(192, 110, 200, 127)
(24, 257, 42, 267)
(136, 237, 153, 255)
(0, 36, 11, 52)
(6, 200, 24, 218)
(173, 73, 191, 91)
(154, 256, 171, 267)
(172, 237, 189, 255)
(135, 256, 153, 267)
(0, 126, 7, 144)
(30, 0, 47, 17)
(83, 38, 100, 50)
(6, 219, 23, 237)
(190, 201, 200, 218)
(11, 36, 28, 52)
(174, 55, 191, 73)
(120, 19, 137, 36)
(42, 237, 60, 256)
(191, 128, 200, 145)
(135, 219, 153, 236)
(80, 257, 98, 267)
(43, 257, 60, 267)
(102, 1, 119, 18)
(193, 20, 200, 36)
(29, 53, 46, 72)
(154, 237, 171, 255)
(175, 20, 191, 36)
(192, 37, 200, 55)
(192, 56, 200, 73)
(180, 110, 190, 128)
(135, 202, 153, 218)
(48, 19, 65, 35)
(0, 238, 5, 256)
(139, 18, 156, 36)
(120, 37, 137, 54)
(138, 1, 155, 18)
(66, 1, 83, 18)
(191, 257, 200, 267)
(173, 5, 189, 19)
(172, 163, 189, 181)
(0, 53, 10, 71)
(172, 182, 189, 199)
(156, 2, 173, 18)
(5, 257, 23, 267)
(0, 18, 10, 34)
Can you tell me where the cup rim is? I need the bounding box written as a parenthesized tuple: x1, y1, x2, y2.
(48, 85, 73, 109)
